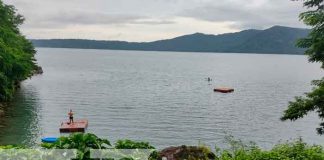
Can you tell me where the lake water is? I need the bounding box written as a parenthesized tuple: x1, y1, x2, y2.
(0, 48, 323, 149)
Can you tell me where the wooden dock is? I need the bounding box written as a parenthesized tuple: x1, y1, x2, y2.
(59, 119, 88, 133)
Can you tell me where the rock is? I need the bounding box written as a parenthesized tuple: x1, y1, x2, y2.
(157, 145, 216, 160)
(0, 103, 5, 117)
(32, 66, 43, 75)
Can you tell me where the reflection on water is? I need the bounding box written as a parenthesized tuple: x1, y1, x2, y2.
(0, 84, 41, 146)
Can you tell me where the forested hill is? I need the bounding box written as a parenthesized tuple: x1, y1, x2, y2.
(32, 26, 309, 55)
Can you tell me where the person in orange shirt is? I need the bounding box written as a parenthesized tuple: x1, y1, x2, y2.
(68, 109, 74, 124)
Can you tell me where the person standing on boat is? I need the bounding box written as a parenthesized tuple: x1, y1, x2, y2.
(68, 109, 74, 124)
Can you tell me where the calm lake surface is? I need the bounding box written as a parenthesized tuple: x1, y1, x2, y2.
(0, 48, 323, 149)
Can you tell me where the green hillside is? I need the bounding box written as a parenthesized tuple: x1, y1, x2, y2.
(32, 26, 309, 55)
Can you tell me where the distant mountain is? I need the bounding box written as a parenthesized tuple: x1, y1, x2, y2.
(31, 26, 309, 55)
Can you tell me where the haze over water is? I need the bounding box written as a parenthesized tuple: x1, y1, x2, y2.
(0, 48, 323, 149)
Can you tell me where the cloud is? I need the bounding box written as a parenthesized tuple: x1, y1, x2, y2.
(179, 0, 306, 29)
(27, 11, 145, 28)
(2, 0, 307, 41)
(130, 19, 175, 25)
(42, 12, 175, 26)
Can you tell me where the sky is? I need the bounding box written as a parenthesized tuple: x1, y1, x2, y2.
(3, 0, 306, 42)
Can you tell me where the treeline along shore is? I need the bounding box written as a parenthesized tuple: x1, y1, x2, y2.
(31, 26, 309, 55)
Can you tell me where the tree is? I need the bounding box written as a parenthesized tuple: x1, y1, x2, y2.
(0, 0, 39, 102)
(281, 0, 324, 134)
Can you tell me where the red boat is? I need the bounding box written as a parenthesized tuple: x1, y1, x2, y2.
(214, 87, 234, 93)
(59, 119, 88, 133)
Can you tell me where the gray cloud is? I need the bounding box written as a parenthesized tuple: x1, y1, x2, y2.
(3, 0, 308, 41)
(41, 12, 144, 27)
(22, 11, 175, 29)
(179, 0, 306, 29)
(130, 20, 175, 25)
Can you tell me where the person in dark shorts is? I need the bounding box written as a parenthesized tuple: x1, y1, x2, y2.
(68, 109, 74, 124)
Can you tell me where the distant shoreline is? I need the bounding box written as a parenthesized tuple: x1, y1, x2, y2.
(35, 46, 306, 56)
(31, 25, 309, 55)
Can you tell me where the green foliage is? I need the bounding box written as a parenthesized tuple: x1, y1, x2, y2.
(215, 137, 324, 160)
(115, 139, 155, 149)
(282, 0, 324, 134)
(114, 140, 157, 160)
(0, 145, 24, 149)
(0, 0, 38, 102)
(24, 133, 324, 160)
(297, 0, 324, 67)
(42, 134, 159, 160)
(42, 133, 111, 160)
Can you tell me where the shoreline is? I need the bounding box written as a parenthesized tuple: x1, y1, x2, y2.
(0, 66, 43, 104)
(34, 46, 305, 56)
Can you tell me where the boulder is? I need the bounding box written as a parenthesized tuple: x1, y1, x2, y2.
(157, 145, 216, 160)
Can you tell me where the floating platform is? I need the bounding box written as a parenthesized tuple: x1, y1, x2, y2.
(214, 87, 234, 93)
(59, 119, 88, 133)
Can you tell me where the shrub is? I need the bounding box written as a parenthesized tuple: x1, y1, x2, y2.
(42, 133, 111, 160)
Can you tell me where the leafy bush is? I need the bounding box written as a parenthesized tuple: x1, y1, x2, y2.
(0, 145, 24, 149)
(37, 133, 324, 160)
(215, 137, 324, 160)
(42, 133, 111, 160)
(114, 140, 157, 160)
(43, 134, 157, 160)
(115, 139, 155, 149)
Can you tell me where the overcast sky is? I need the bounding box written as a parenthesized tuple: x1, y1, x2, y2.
(3, 0, 306, 42)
